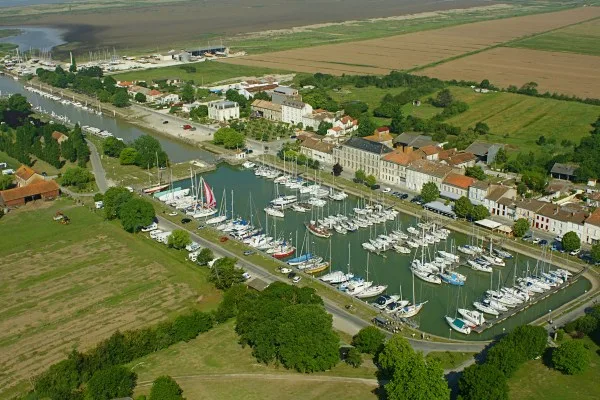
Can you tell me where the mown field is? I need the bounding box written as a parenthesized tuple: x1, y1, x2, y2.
(112, 61, 286, 86)
(0, 199, 220, 398)
(130, 320, 380, 400)
(508, 334, 600, 400)
(445, 87, 600, 153)
(510, 17, 600, 56)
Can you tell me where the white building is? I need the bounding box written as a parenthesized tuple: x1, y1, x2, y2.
(333, 137, 392, 178)
(156, 93, 180, 105)
(299, 137, 335, 165)
(483, 185, 517, 218)
(282, 100, 312, 125)
(584, 209, 600, 245)
(440, 173, 477, 201)
(208, 100, 240, 121)
(380, 149, 425, 187)
(405, 159, 453, 193)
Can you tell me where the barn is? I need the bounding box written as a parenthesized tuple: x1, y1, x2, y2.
(0, 180, 60, 207)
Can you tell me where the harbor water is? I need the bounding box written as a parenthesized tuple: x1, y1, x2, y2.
(0, 76, 214, 163)
(0, 26, 66, 52)
(178, 164, 591, 341)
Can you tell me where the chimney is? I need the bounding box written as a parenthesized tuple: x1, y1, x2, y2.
(404, 146, 413, 154)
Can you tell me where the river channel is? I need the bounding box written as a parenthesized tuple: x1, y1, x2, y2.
(176, 164, 591, 341)
(0, 76, 215, 163)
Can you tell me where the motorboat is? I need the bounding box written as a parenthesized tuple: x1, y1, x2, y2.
(345, 280, 373, 296)
(446, 316, 471, 335)
(458, 308, 486, 326)
(373, 294, 401, 310)
(271, 195, 297, 207)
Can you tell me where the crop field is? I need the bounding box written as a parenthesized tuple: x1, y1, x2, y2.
(221, 7, 600, 76)
(112, 61, 286, 86)
(510, 17, 600, 56)
(418, 47, 600, 98)
(444, 87, 600, 152)
(130, 321, 379, 400)
(0, 200, 220, 397)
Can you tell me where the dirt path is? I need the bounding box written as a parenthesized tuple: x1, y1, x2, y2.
(137, 372, 379, 387)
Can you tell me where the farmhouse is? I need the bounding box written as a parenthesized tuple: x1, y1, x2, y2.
(51, 131, 69, 144)
(14, 165, 41, 187)
(208, 100, 240, 121)
(251, 99, 282, 121)
(465, 141, 504, 164)
(0, 179, 60, 207)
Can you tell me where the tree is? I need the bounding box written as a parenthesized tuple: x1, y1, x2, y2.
(119, 198, 155, 232)
(433, 88, 454, 108)
(213, 127, 245, 149)
(420, 182, 440, 203)
(345, 347, 363, 368)
(0, 174, 13, 190)
(343, 101, 368, 118)
(390, 113, 405, 134)
(94, 193, 104, 202)
(196, 248, 214, 266)
(365, 174, 377, 188)
(486, 341, 525, 377)
(167, 229, 191, 250)
(69, 57, 77, 73)
(354, 169, 366, 182)
(61, 166, 93, 188)
(494, 147, 508, 165)
(181, 82, 195, 103)
(133, 135, 168, 168)
(508, 325, 548, 361)
(134, 92, 147, 103)
(513, 218, 530, 238)
(552, 340, 589, 375)
(112, 90, 130, 107)
(522, 171, 547, 193)
(454, 196, 473, 219)
(103, 136, 126, 157)
(149, 376, 184, 400)
(209, 257, 245, 289)
(317, 121, 333, 136)
(470, 204, 490, 221)
(474, 121, 490, 135)
(357, 116, 376, 137)
(562, 231, 581, 252)
(215, 284, 253, 323)
(591, 243, 600, 264)
(378, 335, 450, 400)
(332, 162, 343, 177)
(465, 165, 486, 180)
(103, 187, 133, 220)
(352, 326, 385, 355)
(458, 363, 508, 400)
(119, 147, 138, 165)
(84, 365, 136, 400)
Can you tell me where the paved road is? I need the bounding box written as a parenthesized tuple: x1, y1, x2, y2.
(86, 139, 109, 194)
(545, 293, 600, 332)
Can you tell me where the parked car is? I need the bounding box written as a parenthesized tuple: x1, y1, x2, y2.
(163, 120, 169, 124)
(292, 276, 302, 284)
(570, 248, 581, 256)
(410, 197, 423, 205)
(539, 239, 548, 246)
(352, 178, 361, 184)
(279, 267, 292, 274)
(287, 272, 297, 279)
(382, 187, 391, 193)
(290, 135, 297, 139)
(181, 217, 192, 224)
(242, 272, 252, 280)
(370, 184, 381, 190)
(532, 238, 541, 244)
(243, 250, 255, 256)
(400, 193, 409, 199)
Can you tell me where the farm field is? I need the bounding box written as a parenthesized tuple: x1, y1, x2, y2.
(418, 47, 600, 98)
(0, 200, 220, 398)
(508, 334, 600, 400)
(444, 87, 600, 153)
(221, 7, 600, 76)
(130, 320, 379, 400)
(112, 61, 287, 86)
(510, 18, 600, 56)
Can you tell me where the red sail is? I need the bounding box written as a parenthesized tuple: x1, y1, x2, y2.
(203, 180, 216, 208)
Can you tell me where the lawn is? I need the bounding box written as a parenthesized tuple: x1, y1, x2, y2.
(443, 87, 600, 153)
(425, 351, 475, 371)
(508, 334, 600, 400)
(510, 18, 600, 56)
(130, 320, 379, 400)
(0, 199, 220, 398)
(112, 61, 288, 86)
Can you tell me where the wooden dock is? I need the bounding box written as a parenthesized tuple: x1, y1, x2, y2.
(473, 267, 587, 333)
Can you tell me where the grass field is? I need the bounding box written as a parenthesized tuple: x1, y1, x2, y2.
(444, 87, 600, 153)
(112, 61, 287, 86)
(130, 320, 379, 400)
(0, 199, 221, 398)
(510, 18, 600, 56)
(508, 334, 600, 400)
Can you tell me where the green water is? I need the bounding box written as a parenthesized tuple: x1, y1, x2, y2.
(180, 164, 591, 341)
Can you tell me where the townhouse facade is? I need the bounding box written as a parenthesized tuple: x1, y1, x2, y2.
(282, 100, 313, 125)
(405, 159, 453, 193)
(332, 137, 392, 177)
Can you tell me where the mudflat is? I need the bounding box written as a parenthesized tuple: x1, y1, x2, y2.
(1, 0, 491, 54)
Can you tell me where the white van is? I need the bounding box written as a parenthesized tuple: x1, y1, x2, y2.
(149, 229, 163, 239)
(142, 222, 158, 232)
(94, 201, 104, 209)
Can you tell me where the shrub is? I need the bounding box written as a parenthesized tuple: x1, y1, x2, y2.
(552, 340, 589, 375)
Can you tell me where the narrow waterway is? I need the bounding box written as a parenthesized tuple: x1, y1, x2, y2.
(0, 76, 215, 163)
(178, 164, 591, 341)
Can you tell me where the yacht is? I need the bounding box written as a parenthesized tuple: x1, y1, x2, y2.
(458, 308, 486, 326)
(264, 207, 285, 218)
(373, 295, 401, 310)
(473, 301, 500, 316)
(355, 284, 388, 299)
(446, 316, 471, 335)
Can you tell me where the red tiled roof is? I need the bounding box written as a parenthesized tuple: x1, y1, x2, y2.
(408, 159, 453, 178)
(15, 165, 36, 181)
(446, 152, 477, 166)
(383, 150, 425, 166)
(364, 132, 393, 143)
(51, 131, 68, 141)
(148, 89, 162, 96)
(376, 126, 389, 133)
(443, 173, 477, 189)
(0, 179, 59, 202)
(586, 208, 600, 227)
(419, 144, 440, 156)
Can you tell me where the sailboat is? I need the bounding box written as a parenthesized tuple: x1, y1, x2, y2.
(458, 308, 486, 326)
(397, 261, 427, 318)
(446, 289, 472, 334)
(355, 253, 388, 298)
(320, 243, 354, 284)
(143, 152, 169, 193)
(206, 188, 228, 225)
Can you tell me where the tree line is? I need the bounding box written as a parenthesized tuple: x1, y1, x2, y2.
(102, 134, 168, 168)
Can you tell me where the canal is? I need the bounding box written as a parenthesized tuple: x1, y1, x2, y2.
(178, 164, 591, 341)
(0, 76, 215, 163)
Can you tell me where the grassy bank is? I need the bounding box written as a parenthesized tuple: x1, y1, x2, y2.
(112, 61, 289, 86)
(0, 199, 221, 398)
(130, 320, 379, 400)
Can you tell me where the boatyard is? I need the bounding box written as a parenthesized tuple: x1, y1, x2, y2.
(146, 162, 591, 340)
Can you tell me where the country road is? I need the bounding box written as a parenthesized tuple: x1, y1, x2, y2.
(86, 139, 109, 193)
